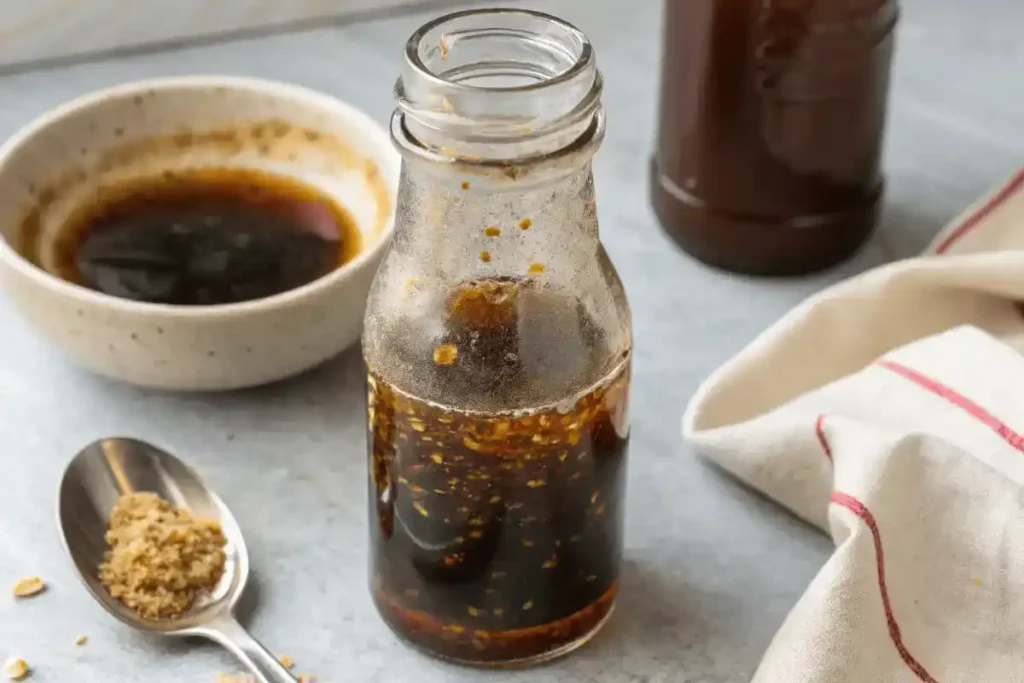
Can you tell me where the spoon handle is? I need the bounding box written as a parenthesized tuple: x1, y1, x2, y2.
(201, 615, 302, 683)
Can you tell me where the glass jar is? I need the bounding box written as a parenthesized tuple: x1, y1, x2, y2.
(362, 8, 632, 668)
(650, 0, 900, 275)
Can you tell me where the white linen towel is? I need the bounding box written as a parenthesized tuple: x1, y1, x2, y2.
(684, 167, 1024, 683)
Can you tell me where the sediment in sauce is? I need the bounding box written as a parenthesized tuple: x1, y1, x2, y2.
(367, 278, 630, 664)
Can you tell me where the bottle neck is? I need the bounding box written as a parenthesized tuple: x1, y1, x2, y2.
(388, 158, 601, 278)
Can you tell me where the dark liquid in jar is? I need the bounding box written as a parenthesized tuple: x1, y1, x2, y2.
(367, 279, 630, 665)
(52, 167, 360, 305)
(650, 0, 898, 274)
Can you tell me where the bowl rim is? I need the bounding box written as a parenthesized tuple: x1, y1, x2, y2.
(0, 74, 399, 319)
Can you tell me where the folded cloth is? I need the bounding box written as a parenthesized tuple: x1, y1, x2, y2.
(684, 166, 1024, 683)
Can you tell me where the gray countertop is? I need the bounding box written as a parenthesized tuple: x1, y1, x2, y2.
(1, 1, 1020, 681)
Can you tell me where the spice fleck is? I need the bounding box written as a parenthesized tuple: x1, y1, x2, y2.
(433, 344, 458, 366)
(402, 277, 425, 296)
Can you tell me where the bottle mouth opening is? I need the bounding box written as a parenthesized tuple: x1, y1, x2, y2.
(405, 8, 593, 93)
(395, 9, 602, 162)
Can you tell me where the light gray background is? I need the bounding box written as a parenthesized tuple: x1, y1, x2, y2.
(1, 0, 1020, 681)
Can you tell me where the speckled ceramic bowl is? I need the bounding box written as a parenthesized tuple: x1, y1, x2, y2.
(0, 75, 398, 391)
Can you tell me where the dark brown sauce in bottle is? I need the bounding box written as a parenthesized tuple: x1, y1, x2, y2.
(368, 279, 630, 665)
(650, 0, 899, 275)
(53, 167, 360, 305)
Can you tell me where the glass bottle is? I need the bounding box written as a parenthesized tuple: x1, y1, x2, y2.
(362, 8, 632, 668)
(650, 0, 900, 275)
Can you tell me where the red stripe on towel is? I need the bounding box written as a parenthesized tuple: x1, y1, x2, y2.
(877, 360, 1024, 453)
(933, 166, 1024, 254)
(830, 492, 940, 683)
(815, 414, 832, 461)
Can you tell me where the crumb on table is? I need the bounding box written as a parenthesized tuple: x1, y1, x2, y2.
(3, 657, 29, 681)
(216, 674, 257, 683)
(11, 577, 45, 598)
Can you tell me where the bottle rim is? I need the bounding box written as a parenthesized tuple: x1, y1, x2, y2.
(403, 8, 594, 95)
(393, 8, 603, 167)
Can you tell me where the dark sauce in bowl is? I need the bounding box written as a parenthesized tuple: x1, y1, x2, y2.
(53, 167, 360, 305)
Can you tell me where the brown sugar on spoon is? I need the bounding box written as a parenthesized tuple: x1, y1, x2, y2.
(98, 492, 226, 620)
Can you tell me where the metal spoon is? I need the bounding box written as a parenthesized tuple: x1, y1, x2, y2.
(57, 437, 300, 683)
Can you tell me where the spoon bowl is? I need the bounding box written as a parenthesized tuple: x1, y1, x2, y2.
(58, 436, 299, 682)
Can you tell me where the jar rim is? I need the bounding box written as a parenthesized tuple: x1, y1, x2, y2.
(395, 8, 603, 164)
(404, 8, 594, 95)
